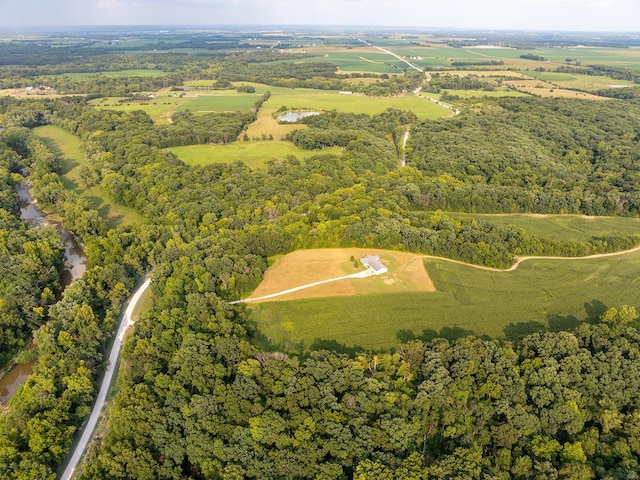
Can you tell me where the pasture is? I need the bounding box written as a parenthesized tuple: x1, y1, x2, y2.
(428, 87, 528, 99)
(502, 79, 606, 100)
(520, 71, 634, 91)
(269, 91, 450, 118)
(33, 125, 142, 227)
(90, 91, 259, 124)
(441, 213, 640, 243)
(168, 141, 343, 169)
(250, 248, 640, 352)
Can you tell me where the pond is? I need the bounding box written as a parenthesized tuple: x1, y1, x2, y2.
(0, 183, 87, 404)
(277, 111, 320, 122)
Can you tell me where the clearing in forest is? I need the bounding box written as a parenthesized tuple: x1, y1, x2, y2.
(503, 79, 607, 100)
(33, 125, 142, 227)
(248, 248, 435, 303)
(250, 248, 640, 352)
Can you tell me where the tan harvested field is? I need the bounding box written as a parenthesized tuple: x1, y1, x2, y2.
(503, 79, 607, 100)
(249, 248, 435, 302)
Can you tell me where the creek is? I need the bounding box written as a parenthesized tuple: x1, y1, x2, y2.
(0, 183, 87, 404)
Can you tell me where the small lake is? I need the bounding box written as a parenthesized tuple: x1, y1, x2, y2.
(0, 183, 87, 405)
(277, 111, 320, 123)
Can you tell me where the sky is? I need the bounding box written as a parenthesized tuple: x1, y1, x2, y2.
(1, 0, 639, 31)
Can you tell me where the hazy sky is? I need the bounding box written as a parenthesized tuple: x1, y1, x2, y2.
(1, 0, 639, 31)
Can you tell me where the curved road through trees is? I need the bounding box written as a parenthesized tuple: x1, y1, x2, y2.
(60, 278, 151, 480)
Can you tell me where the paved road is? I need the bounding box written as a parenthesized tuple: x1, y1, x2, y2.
(60, 278, 152, 480)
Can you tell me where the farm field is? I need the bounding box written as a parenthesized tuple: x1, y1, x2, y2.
(89, 91, 259, 123)
(32, 125, 142, 226)
(168, 141, 343, 168)
(440, 212, 640, 243)
(284, 49, 407, 73)
(427, 87, 528, 99)
(268, 91, 450, 118)
(244, 105, 305, 139)
(250, 248, 640, 352)
(248, 248, 435, 302)
(519, 70, 634, 91)
(503, 79, 606, 99)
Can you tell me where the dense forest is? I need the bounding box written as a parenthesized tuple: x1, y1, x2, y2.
(1, 31, 640, 479)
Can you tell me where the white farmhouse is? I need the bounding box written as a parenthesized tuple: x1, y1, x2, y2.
(360, 255, 388, 275)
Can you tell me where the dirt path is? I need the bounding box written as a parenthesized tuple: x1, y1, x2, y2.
(60, 278, 152, 480)
(424, 244, 640, 273)
(230, 270, 372, 304)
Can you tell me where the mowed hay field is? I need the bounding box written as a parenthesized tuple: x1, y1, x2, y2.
(248, 248, 434, 302)
(250, 248, 640, 352)
(440, 212, 640, 243)
(33, 125, 142, 226)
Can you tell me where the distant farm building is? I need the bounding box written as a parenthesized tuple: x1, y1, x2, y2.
(360, 255, 388, 275)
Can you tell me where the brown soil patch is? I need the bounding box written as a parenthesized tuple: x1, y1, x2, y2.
(250, 248, 435, 303)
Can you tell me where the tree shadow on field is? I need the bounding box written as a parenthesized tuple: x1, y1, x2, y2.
(396, 326, 476, 344)
(584, 299, 609, 323)
(309, 339, 365, 357)
(503, 321, 546, 342)
(547, 314, 581, 332)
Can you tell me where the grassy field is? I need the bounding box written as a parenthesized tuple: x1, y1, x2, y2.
(519, 71, 634, 91)
(271, 92, 450, 118)
(250, 248, 640, 352)
(283, 49, 407, 73)
(244, 106, 305, 140)
(168, 141, 343, 168)
(33, 125, 142, 227)
(428, 87, 528, 99)
(503, 79, 606, 100)
(173, 94, 261, 113)
(440, 213, 640, 243)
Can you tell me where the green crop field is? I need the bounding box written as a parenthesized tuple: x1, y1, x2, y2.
(33, 125, 142, 226)
(440, 213, 640, 242)
(90, 92, 259, 123)
(174, 94, 261, 113)
(285, 51, 407, 73)
(270, 92, 450, 118)
(250, 249, 640, 352)
(169, 141, 344, 168)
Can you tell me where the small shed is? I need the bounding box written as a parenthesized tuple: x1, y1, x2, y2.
(360, 255, 388, 275)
